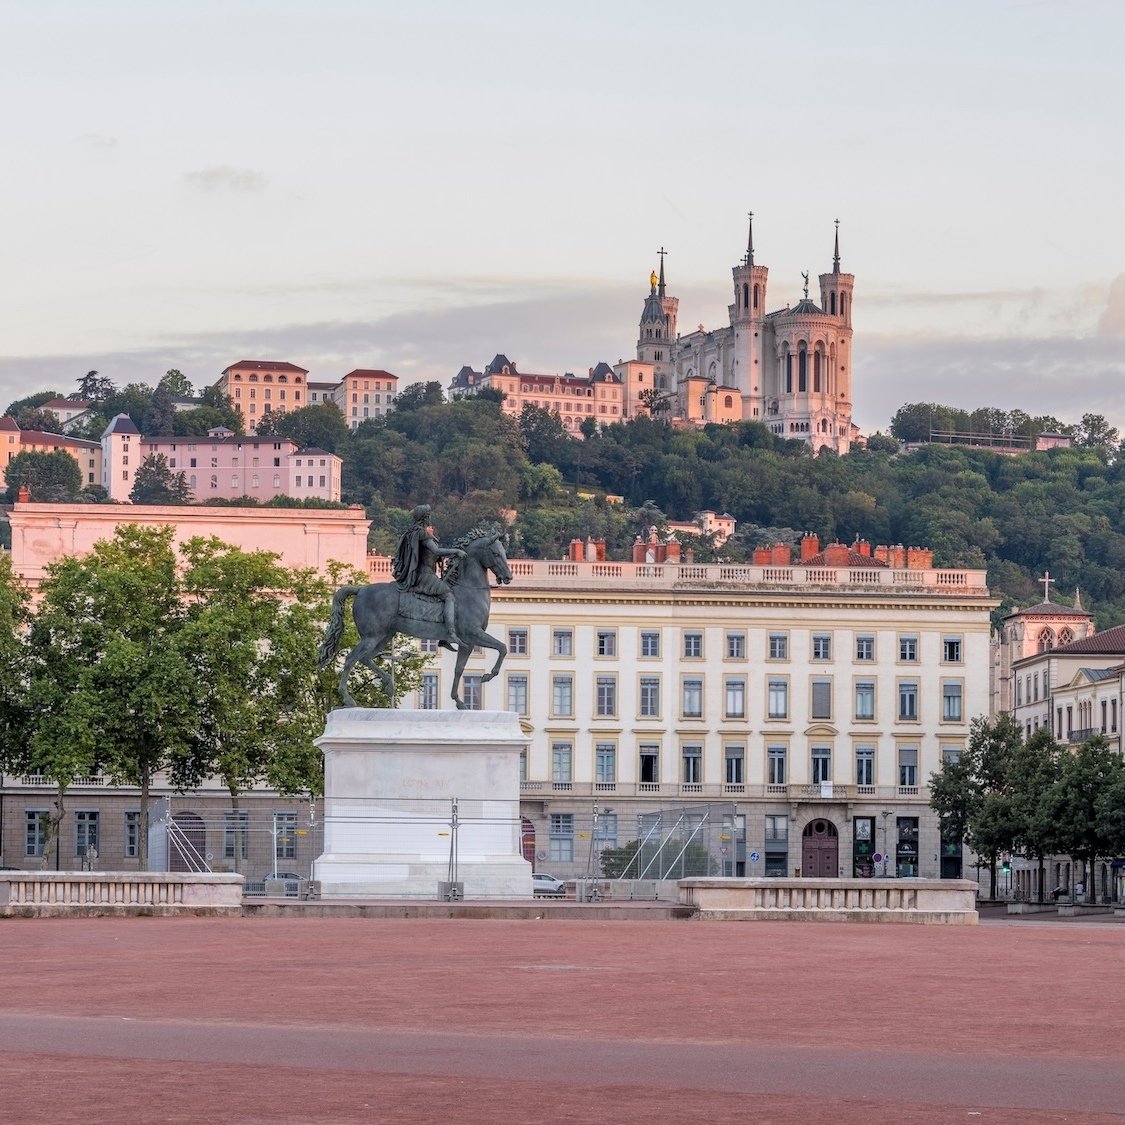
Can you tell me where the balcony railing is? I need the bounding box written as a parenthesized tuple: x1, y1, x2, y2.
(1067, 727, 1098, 744)
(518, 780, 929, 802)
(369, 554, 988, 597)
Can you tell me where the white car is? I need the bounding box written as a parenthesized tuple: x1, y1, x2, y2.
(532, 872, 566, 897)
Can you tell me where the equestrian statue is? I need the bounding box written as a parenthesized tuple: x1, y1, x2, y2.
(317, 505, 513, 710)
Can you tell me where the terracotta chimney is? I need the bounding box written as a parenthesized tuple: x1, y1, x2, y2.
(632, 535, 646, 564)
(770, 544, 793, 566)
(568, 538, 584, 562)
(906, 547, 933, 570)
(824, 542, 850, 566)
(800, 532, 821, 561)
(665, 539, 681, 564)
(753, 547, 772, 566)
(16, 485, 29, 503)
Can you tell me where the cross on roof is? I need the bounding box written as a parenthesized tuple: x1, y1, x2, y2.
(1039, 571, 1054, 602)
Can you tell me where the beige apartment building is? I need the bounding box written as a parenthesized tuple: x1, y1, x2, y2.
(407, 539, 995, 884)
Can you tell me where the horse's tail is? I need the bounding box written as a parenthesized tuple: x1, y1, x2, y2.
(317, 586, 363, 668)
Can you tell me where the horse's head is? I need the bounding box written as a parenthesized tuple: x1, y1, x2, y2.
(449, 525, 512, 587)
(467, 530, 511, 585)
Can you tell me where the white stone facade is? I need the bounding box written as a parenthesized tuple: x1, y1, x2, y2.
(407, 552, 996, 883)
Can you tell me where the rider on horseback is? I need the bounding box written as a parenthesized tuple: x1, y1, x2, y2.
(392, 504, 466, 646)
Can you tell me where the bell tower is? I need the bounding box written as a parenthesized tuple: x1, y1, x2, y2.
(636, 248, 678, 392)
(731, 211, 769, 413)
(817, 219, 856, 449)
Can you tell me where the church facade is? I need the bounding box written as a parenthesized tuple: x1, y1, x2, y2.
(623, 216, 860, 453)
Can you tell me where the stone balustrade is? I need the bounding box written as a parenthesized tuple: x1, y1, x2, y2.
(679, 877, 978, 924)
(0, 872, 244, 917)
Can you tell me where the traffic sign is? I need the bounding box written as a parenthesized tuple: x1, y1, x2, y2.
(749, 851, 761, 863)
(873, 852, 883, 863)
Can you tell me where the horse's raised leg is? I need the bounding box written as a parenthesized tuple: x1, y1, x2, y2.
(462, 628, 506, 683)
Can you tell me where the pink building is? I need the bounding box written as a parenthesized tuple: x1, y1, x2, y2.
(449, 355, 623, 435)
(7, 502, 371, 587)
(0, 415, 103, 487)
(218, 360, 309, 432)
(102, 416, 342, 503)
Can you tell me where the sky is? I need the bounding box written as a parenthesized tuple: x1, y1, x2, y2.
(1, 0, 1123, 436)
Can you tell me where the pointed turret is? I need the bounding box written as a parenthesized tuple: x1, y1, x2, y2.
(832, 217, 840, 275)
(745, 211, 755, 267)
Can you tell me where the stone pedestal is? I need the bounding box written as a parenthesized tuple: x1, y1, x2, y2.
(313, 709, 532, 899)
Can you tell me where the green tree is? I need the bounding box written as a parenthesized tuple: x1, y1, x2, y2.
(15, 407, 63, 433)
(4, 449, 83, 502)
(267, 402, 350, 454)
(959, 714, 1023, 896)
(75, 370, 116, 403)
(171, 540, 335, 868)
(519, 404, 573, 466)
(27, 527, 198, 868)
(103, 383, 154, 430)
(928, 747, 981, 866)
(637, 387, 673, 416)
(395, 382, 444, 412)
(5, 390, 60, 416)
(130, 453, 191, 504)
(0, 555, 32, 802)
(1007, 728, 1063, 901)
(160, 369, 194, 398)
(1042, 737, 1125, 903)
(864, 431, 899, 454)
(172, 406, 239, 436)
(142, 381, 176, 436)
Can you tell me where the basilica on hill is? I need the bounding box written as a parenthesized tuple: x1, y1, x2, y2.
(618, 214, 861, 454)
(451, 213, 862, 454)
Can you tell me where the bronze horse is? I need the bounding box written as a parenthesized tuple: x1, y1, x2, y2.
(317, 529, 512, 709)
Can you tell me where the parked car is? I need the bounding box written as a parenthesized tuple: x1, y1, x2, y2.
(532, 872, 566, 897)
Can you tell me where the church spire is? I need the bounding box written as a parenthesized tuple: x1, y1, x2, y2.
(1075, 587, 1084, 611)
(745, 211, 755, 267)
(657, 246, 667, 299)
(832, 218, 840, 275)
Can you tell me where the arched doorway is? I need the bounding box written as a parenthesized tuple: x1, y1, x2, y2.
(802, 819, 839, 878)
(521, 817, 536, 866)
(169, 812, 207, 872)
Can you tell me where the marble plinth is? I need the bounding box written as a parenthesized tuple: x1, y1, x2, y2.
(313, 708, 532, 898)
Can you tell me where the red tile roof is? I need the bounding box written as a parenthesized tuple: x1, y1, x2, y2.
(341, 369, 398, 381)
(1053, 623, 1125, 656)
(798, 549, 888, 568)
(20, 430, 99, 450)
(223, 360, 309, 374)
(1015, 601, 1091, 618)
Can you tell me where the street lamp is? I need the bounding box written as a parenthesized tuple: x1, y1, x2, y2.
(880, 810, 892, 877)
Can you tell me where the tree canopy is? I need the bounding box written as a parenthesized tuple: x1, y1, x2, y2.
(4, 450, 83, 502)
(9, 526, 359, 868)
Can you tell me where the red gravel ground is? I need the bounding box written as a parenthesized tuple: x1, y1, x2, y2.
(1, 916, 1123, 1123)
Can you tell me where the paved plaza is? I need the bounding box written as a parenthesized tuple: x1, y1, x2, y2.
(1, 915, 1123, 1122)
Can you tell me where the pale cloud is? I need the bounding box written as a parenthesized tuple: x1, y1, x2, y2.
(183, 165, 268, 193)
(857, 333, 1125, 434)
(1097, 274, 1125, 336)
(74, 133, 119, 150)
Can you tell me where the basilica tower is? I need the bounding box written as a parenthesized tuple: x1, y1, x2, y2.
(730, 212, 769, 419)
(818, 220, 855, 448)
(636, 249, 678, 392)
